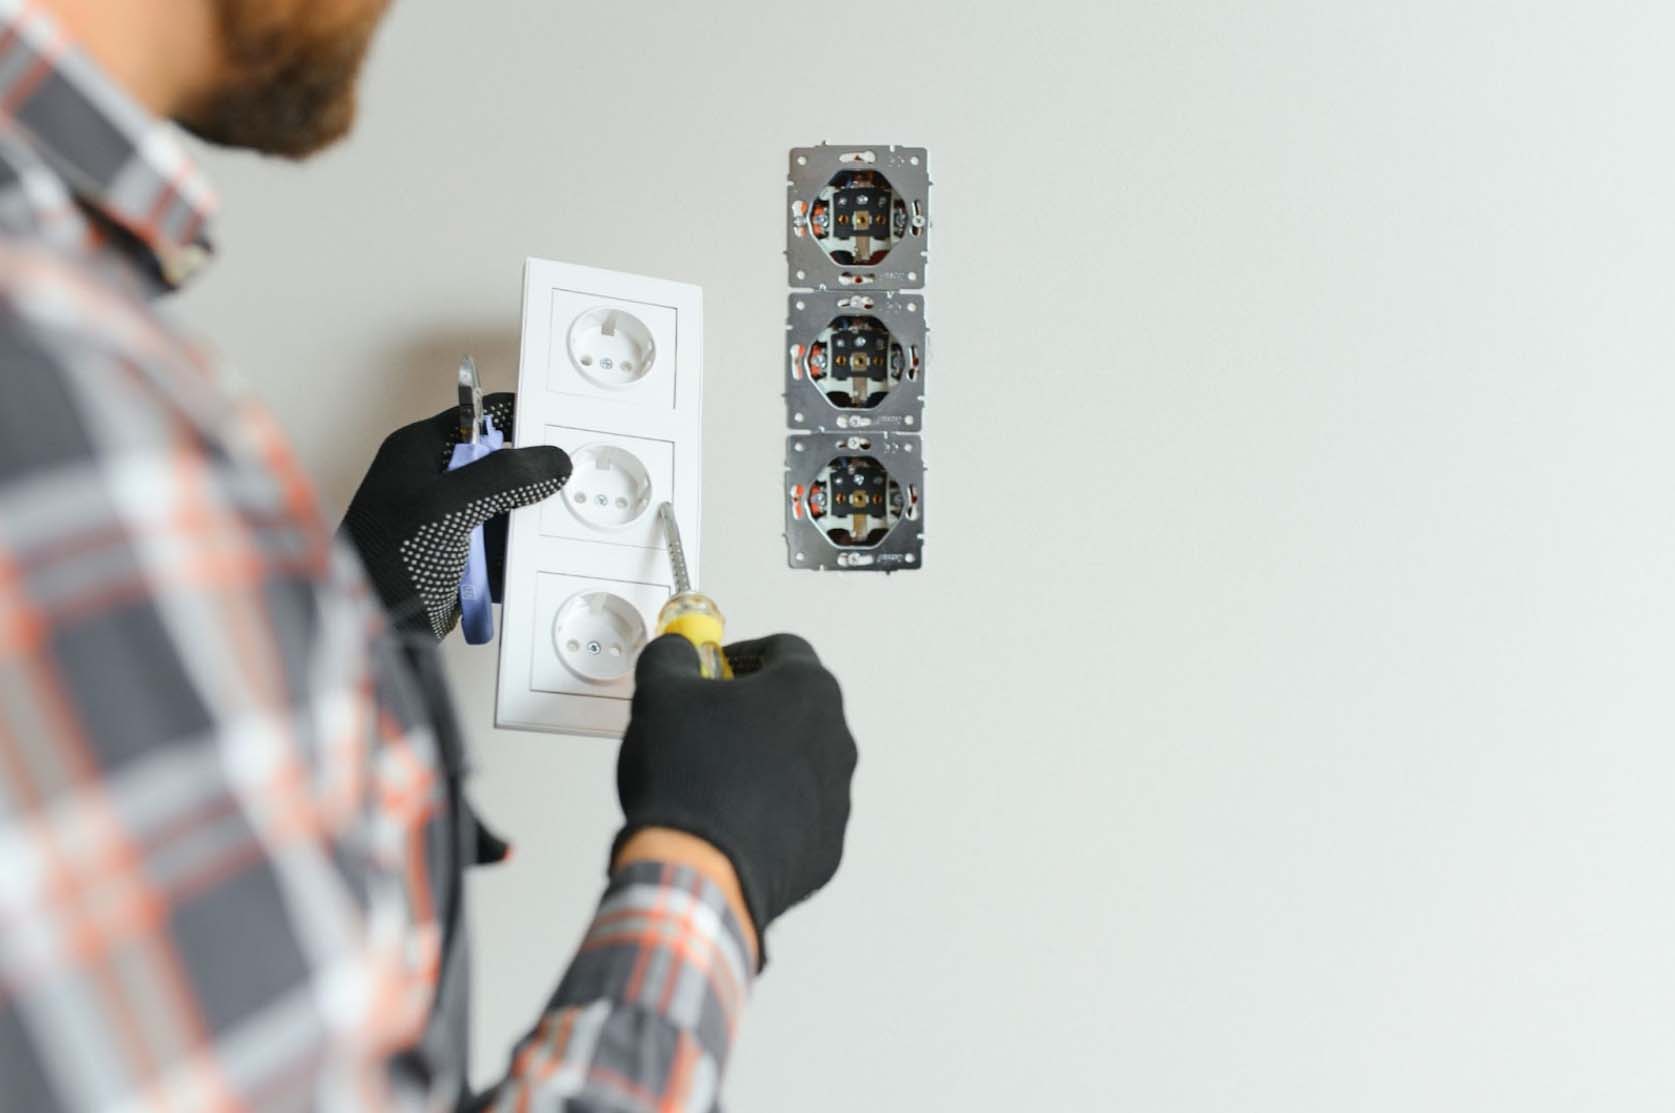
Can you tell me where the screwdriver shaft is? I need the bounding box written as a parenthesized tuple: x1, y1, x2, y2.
(657, 502, 693, 595)
(654, 502, 730, 679)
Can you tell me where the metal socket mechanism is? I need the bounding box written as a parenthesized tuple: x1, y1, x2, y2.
(785, 432, 925, 572)
(786, 291, 927, 435)
(787, 144, 930, 292)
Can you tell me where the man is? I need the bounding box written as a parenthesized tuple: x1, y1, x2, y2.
(0, 1, 857, 1110)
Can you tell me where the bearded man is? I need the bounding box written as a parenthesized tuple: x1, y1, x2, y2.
(0, 3, 858, 1110)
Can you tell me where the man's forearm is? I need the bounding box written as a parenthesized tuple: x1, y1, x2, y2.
(613, 827, 759, 967)
(487, 860, 755, 1113)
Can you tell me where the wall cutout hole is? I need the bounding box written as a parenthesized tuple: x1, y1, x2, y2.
(806, 454, 902, 548)
(806, 169, 909, 268)
(798, 315, 908, 410)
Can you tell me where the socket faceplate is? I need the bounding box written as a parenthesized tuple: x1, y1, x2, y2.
(498, 258, 703, 737)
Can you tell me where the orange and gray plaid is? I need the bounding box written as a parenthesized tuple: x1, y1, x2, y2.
(0, 2, 752, 1111)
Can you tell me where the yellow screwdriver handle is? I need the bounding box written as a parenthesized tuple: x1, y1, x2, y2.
(656, 592, 733, 680)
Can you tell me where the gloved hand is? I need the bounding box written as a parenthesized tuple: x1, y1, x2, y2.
(614, 633, 858, 957)
(341, 393, 571, 639)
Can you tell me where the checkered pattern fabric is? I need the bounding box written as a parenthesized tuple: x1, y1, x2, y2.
(0, 3, 751, 1110)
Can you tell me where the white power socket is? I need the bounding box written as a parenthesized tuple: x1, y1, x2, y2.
(496, 258, 703, 737)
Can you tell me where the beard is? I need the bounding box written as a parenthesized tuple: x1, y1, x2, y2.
(180, 0, 390, 159)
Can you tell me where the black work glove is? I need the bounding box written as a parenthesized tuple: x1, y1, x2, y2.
(341, 393, 571, 639)
(614, 633, 858, 961)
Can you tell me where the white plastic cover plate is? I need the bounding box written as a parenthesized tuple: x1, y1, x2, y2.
(497, 258, 703, 737)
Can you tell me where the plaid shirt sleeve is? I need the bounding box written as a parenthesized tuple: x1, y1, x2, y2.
(485, 862, 754, 1113)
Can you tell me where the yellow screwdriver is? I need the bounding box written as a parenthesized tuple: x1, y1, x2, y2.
(655, 502, 732, 679)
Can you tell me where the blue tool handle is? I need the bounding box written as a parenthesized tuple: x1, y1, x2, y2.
(447, 416, 505, 645)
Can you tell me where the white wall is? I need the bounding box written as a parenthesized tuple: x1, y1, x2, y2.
(172, 2, 1675, 1108)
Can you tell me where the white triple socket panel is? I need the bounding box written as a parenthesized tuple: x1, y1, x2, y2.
(496, 258, 703, 737)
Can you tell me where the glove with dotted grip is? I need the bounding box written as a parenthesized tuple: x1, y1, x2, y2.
(341, 394, 571, 639)
(613, 633, 858, 961)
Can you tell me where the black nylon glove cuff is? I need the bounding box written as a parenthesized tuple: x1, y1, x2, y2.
(614, 634, 858, 960)
(341, 394, 571, 639)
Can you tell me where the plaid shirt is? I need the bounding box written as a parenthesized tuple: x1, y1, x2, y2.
(0, 4, 752, 1111)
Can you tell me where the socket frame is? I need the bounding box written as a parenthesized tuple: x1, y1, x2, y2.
(498, 258, 703, 737)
